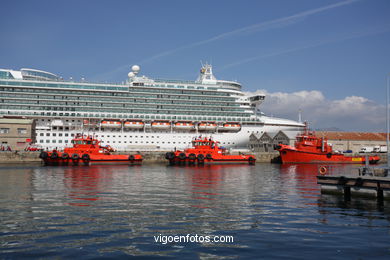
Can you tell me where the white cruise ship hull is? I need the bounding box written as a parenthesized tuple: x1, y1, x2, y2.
(34, 118, 301, 151)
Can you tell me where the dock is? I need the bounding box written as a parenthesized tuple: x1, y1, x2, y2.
(317, 174, 390, 201)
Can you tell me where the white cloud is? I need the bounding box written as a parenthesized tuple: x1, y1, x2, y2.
(245, 90, 385, 132)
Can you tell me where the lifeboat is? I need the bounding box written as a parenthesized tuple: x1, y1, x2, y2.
(173, 122, 194, 130)
(83, 119, 97, 126)
(198, 122, 217, 131)
(124, 121, 144, 129)
(165, 136, 256, 165)
(275, 129, 380, 164)
(151, 122, 171, 130)
(101, 120, 121, 128)
(222, 123, 241, 131)
(39, 134, 142, 166)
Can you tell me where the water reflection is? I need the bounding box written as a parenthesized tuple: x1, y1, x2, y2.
(0, 164, 389, 259)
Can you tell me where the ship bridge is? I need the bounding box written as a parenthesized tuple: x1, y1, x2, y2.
(196, 64, 242, 91)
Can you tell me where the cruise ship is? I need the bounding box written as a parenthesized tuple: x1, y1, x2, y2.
(0, 64, 304, 150)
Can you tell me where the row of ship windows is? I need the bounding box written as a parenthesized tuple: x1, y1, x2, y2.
(0, 105, 250, 117)
(0, 90, 237, 103)
(38, 139, 235, 145)
(1, 110, 258, 123)
(2, 96, 240, 108)
(2, 99, 245, 111)
(40, 133, 232, 138)
(0, 83, 232, 97)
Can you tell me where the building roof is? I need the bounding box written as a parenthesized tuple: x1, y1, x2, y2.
(0, 118, 33, 124)
(274, 130, 298, 140)
(316, 131, 388, 141)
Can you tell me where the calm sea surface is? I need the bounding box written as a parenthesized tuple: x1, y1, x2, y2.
(0, 163, 390, 259)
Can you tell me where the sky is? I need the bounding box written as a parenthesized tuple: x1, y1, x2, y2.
(1, 0, 390, 132)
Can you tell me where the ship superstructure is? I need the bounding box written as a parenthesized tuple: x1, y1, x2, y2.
(0, 64, 304, 150)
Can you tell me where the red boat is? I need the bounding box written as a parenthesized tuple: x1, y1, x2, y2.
(165, 137, 256, 165)
(39, 135, 142, 166)
(275, 130, 380, 164)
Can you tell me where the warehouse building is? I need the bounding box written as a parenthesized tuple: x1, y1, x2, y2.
(0, 118, 35, 151)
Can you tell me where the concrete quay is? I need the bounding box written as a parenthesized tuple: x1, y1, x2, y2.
(0, 151, 387, 164)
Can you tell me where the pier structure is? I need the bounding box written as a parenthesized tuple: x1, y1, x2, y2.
(317, 174, 390, 201)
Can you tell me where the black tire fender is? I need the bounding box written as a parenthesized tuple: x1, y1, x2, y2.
(39, 151, 48, 159)
(179, 153, 186, 160)
(82, 154, 90, 161)
(50, 152, 58, 159)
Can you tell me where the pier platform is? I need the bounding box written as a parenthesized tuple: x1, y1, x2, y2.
(317, 175, 390, 201)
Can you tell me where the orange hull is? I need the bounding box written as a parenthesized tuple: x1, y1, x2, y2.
(278, 148, 380, 164)
(166, 137, 256, 165)
(39, 135, 143, 166)
(40, 152, 142, 166)
(276, 130, 380, 165)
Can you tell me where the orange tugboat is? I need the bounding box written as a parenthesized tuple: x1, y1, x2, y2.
(165, 136, 256, 165)
(275, 130, 380, 164)
(39, 135, 142, 166)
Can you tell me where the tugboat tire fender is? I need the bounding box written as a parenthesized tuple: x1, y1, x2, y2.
(179, 153, 187, 160)
(129, 155, 135, 161)
(82, 154, 90, 161)
(50, 152, 58, 159)
(39, 151, 48, 159)
(165, 152, 175, 160)
(72, 153, 79, 160)
(197, 154, 205, 160)
(206, 154, 212, 160)
(61, 153, 69, 160)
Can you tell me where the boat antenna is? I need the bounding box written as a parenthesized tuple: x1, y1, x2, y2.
(298, 109, 302, 123)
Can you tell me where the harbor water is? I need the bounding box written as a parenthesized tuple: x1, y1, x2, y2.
(1, 163, 390, 259)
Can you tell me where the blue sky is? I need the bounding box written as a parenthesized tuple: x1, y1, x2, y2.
(1, 0, 390, 131)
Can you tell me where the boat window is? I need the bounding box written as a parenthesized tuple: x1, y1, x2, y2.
(86, 141, 92, 145)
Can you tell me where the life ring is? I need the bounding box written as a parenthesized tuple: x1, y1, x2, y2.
(319, 166, 327, 175)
